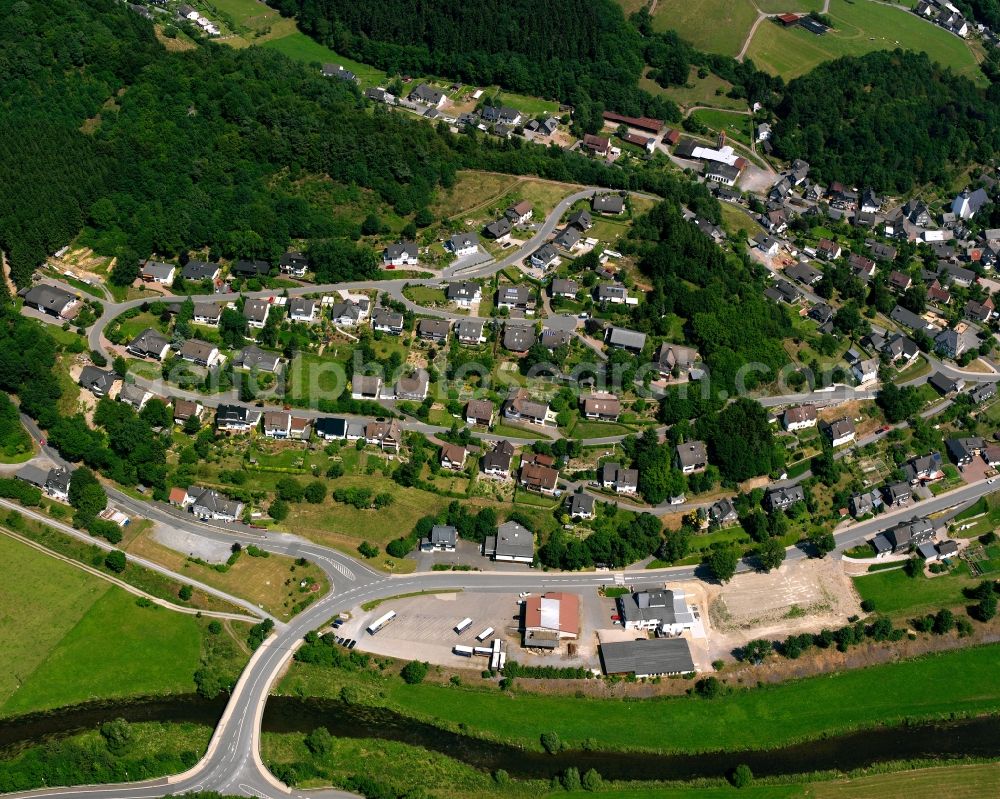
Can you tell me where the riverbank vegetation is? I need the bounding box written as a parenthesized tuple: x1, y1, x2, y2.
(0, 720, 211, 794)
(276, 643, 1000, 755)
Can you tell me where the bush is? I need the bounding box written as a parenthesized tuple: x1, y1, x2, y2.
(357, 541, 379, 559)
(178, 585, 193, 601)
(581, 768, 603, 791)
(860, 599, 876, 613)
(694, 676, 722, 698)
(540, 731, 563, 754)
(400, 660, 429, 684)
(104, 550, 126, 573)
(268, 499, 289, 521)
(99, 718, 131, 754)
(207, 620, 222, 635)
(304, 481, 327, 503)
(932, 608, 955, 634)
(304, 726, 333, 757)
(560, 767, 581, 791)
(729, 764, 753, 788)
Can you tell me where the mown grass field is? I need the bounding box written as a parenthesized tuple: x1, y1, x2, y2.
(651, 0, 759, 56)
(262, 32, 388, 86)
(279, 643, 1000, 754)
(692, 108, 753, 146)
(641, 68, 747, 112)
(746, 0, 983, 82)
(0, 534, 205, 715)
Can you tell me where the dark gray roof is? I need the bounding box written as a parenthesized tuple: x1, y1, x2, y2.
(181, 260, 220, 281)
(600, 638, 695, 676)
(606, 327, 646, 351)
(23, 284, 76, 313)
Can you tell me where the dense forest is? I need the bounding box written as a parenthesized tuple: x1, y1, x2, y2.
(267, 0, 677, 131)
(771, 50, 1000, 192)
(625, 202, 791, 392)
(0, 0, 717, 293)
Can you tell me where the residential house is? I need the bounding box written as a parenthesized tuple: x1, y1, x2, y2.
(553, 226, 581, 250)
(502, 321, 536, 353)
(230, 260, 271, 279)
(181, 260, 221, 282)
(484, 521, 535, 563)
(786, 262, 823, 286)
(550, 278, 579, 299)
(235, 345, 282, 372)
(365, 419, 403, 453)
(883, 481, 911, 508)
(321, 63, 356, 82)
(605, 326, 646, 353)
(934, 327, 978, 360)
(599, 462, 638, 495)
(383, 241, 419, 267)
(481, 440, 515, 478)
(421, 525, 457, 553)
(654, 343, 699, 379)
(351, 375, 382, 400)
(22, 284, 79, 319)
(939, 263, 977, 289)
(484, 217, 512, 240)
(481, 105, 521, 126)
(704, 163, 741, 186)
(127, 328, 171, 360)
(983, 445, 1000, 467)
(763, 485, 806, 512)
(582, 134, 610, 156)
(849, 489, 882, 518)
(903, 452, 944, 484)
(540, 327, 570, 349)
(852, 356, 880, 384)
(869, 242, 898, 262)
(140, 260, 176, 284)
(581, 392, 621, 421)
(288, 298, 318, 323)
(262, 411, 292, 439)
(243, 299, 270, 329)
(674, 441, 708, 474)
(447, 232, 480, 257)
(928, 281, 951, 305)
(519, 460, 559, 495)
(502, 389, 550, 425)
(78, 365, 116, 397)
(890, 305, 939, 335)
(455, 318, 487, 345)
(860, 188, 881, 214)
(567, 492, 595, 520)
(314, 417, 347, 441)
(440, 443, 467, 471)
(408, 83, 446, 107)
(822, 417, 856, 447)
(214, 404, 262, 433)
(816, 239, 842, 260)
(929, 372, 963, 395)
(593, 194, 625, 214)
(889, 271, 913, 292)
(884, 333, 920, 365)
(187, 487, 244, 522)
(884, 517, 935, 553)
(465, 399, 495, 427)
(596, 283, 631, 305)
(178, 339, 221, 368)
(946, 436, 986, 466)
(970, 383, 997, 404)
(372, 308, 404, 335)
(279, 252, 308, 277)
(567, 209, 593, 231)
(528, 243, 559, 270)
(783, 404, 818, 431)
(764, 278, 800, 304)
(446, 281, 481, 306)
(394, 371, 429, 401)
(709, 498, 739, 527)
(417, 318, 450, 342)
(497, 285, 535, 313)
(173, 398, 203, 425)
(616, 588, 697, 635)
(16, 465, 71, 502)
(505, 201, 533, 225)
(193, 302, 221, 326)
(330, 300, 368, 327)
(117, 382, 153, 412)
(848, 253, 876, 280)
(965, 297, 994, 324)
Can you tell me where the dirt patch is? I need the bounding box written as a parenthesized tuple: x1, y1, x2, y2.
(707, 558, 862, 659)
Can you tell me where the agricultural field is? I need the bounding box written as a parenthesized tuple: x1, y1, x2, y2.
(650, 0, 759, 56)
(641, 68, 747, 113)
(0, 534, 219, 715)
(745, 0, 983, 82)
(278, 643, 1000, 754)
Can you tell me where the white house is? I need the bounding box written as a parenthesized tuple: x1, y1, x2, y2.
(447, 232, 480, 257)
(383, 241, 419, 267)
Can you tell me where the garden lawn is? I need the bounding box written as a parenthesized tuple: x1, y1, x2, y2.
(651, 0, 758, 56)
(280, 643, 1000, 754)
(746, 0, 983, 82)
(852, 555, 1000, 617)
(262, 32, 387, 86)
(0, 535, 203, 715)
